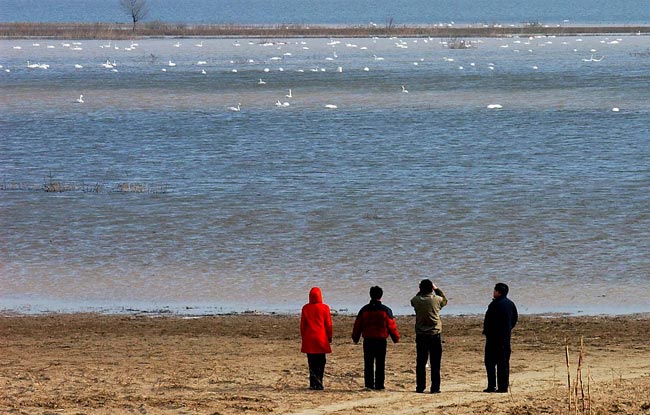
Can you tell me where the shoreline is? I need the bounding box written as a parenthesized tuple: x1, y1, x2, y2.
(2, 22, 650, 40)
(2, 303, 649, 319)
(2, 313, 649, 414)
(2, 300, 649, 318)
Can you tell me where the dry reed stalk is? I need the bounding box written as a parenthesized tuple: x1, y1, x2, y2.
(587, 366, 591, 415)
(574, 337, 582, 415)
(565, 338, 572, 412)
(579, 337, 586, 414)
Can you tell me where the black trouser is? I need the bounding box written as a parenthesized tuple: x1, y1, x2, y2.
(363, 338, 387, 389)
(415, 333, 442, 392)
(307, 353, 326, 390)
(485, 340, 511, 391)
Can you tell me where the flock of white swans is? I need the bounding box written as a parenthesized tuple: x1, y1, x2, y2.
(3, 34, 625, 112)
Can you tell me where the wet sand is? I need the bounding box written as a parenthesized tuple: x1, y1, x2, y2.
(1, 313, 649, 414)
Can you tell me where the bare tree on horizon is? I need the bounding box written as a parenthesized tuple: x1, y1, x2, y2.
(119, 0, 150, 32)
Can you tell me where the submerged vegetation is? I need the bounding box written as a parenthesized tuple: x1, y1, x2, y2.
(1, 22, 649, 39)
(1, 176, 167, 194)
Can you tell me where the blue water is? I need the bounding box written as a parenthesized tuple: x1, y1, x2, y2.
(2, 0, 650, 25)
(1, 36, 649, 316)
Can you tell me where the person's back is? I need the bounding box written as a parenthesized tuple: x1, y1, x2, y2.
(410, 279, 448, 393)
(301, 287, 332, 354)
(411, 285, 448, 335)
(352, 300, 399, 343)
(351, 286, 399, 390)
(482, 282, 518, 393)
(483, 294, 518, 342)
(300, 287, 332, 390)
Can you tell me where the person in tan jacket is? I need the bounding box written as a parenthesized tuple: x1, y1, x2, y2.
(410, 279, 448, 393)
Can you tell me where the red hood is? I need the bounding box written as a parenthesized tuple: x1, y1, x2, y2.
(309, 287, 323, 304)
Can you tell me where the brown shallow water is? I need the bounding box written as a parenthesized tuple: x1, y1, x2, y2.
(1, 313, 649, 414)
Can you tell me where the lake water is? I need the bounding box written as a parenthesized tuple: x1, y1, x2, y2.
(1, 35, 649, 315)
(2, 0, 650, 25)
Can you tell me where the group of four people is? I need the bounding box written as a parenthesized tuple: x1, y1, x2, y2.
(300, 280, 518, 393)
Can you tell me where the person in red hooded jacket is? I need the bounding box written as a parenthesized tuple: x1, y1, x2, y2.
(300, 287, 333, 390)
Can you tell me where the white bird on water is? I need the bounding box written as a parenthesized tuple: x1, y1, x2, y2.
(324, 104, 338, 109)
(286, 89, 293, 98)
(76, 94, 84, 103)
(487, 104, 503, 109)
(401, 85, 409, 93)
(228, 103, 241, 112)
(168, 60, 176, 67)
(258, 78, 266, 85)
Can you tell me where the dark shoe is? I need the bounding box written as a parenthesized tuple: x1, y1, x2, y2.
(496, 389, 508, 393)
(416, 389, 425, 393)
(483, 388, 497, 393)
(431, 389, 441, 394)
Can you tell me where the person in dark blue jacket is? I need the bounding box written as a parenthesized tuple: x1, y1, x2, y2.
(482, 282, 518, 393)
(352, 286, 400, 390)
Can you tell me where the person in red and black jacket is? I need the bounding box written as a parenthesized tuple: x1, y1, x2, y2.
(351, 286, 400, 390)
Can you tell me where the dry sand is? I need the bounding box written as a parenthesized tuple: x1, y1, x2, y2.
(1, 313, 649, 414)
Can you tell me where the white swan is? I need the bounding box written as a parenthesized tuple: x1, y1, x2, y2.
(286, 89, 292, 98)
(168, 60, 176, 67)
(582, 54, 605, 62)
(195, 41, 203, 47)
(401, 85, 409, 93)
(201, 69, 206, 75)
(76, 94, 84, 103)
(228, 103, 241, 112)
(26, 61, 40, 69)
(487, 104, 503, 109)
(324, 104, 338, 109)
(258, 78, 266, 85)
(74, 64, 83, 69)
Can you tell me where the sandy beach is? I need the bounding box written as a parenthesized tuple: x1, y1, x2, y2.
(1, 313, 649, 414)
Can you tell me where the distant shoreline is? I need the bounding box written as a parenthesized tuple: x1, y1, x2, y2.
(2, 22, 650, 39)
